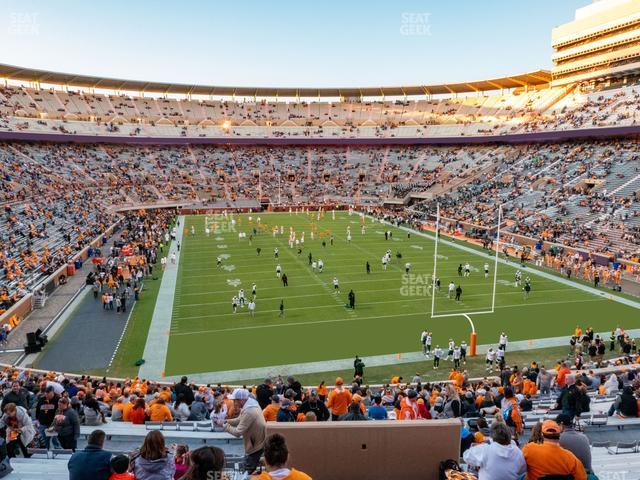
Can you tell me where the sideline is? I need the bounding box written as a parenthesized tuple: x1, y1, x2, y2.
(165, 327, 640, 383)
(138, 216, 184, 380)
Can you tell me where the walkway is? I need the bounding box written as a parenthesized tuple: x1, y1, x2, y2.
(33, 286, 135, 372)
(0, 236, 118, 366)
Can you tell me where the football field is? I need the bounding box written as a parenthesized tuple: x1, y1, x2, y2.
(160, 212, 639, 379)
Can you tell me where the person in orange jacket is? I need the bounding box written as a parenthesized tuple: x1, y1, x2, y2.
(262, 395, 280, 422)
(326, 377, 352, 421)
(522, 420, 587, 480)
(398, 390, 419, 420)
(317, 381, 328, 403)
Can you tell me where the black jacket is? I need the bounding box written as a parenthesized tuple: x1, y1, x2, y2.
(173, 382, 194, 405)
(557, 385, 590, 417)
(256, 383, 273, 410)
(35, 395, 60, 427)
(1, 389, 30, 410)
(618, 387, 638, 417)
(300, 399, 330, 421)
(287, 381, 303, 401)
(57, 408, 81, 439)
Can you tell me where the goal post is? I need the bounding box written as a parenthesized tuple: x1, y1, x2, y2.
(429, 203, 503, 356)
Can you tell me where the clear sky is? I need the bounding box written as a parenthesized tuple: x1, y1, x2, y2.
(0, 0, 588, 87)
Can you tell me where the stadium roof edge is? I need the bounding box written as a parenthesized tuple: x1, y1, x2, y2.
(0, 63, 551, 97)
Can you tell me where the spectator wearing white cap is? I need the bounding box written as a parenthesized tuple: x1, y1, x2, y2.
(223, 388, 266, 474)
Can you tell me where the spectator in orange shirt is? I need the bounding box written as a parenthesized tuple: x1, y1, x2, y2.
(522, 420, 586, 480)
(146, 397, 172, 422)
(317, 381, 328, 403)
(326, 377, 352, 421)
(262, 395, 280, 422)
(555, 362, 571, 389)
(129, 398, 147, 425)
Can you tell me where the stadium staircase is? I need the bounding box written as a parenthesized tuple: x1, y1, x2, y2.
(538, 83, 578, 115)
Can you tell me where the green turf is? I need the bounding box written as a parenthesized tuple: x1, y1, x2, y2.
(160, 212, 639, 377)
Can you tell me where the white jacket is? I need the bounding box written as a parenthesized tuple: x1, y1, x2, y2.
(463, 440, 526, 480)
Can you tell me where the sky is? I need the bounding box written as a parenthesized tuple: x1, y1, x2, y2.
(0, 0, 588, 88)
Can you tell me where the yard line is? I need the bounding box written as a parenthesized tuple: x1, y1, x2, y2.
(173, 289, 593, 323)
(175, 285, 580, 308)
(177, 275, 565, 296)
(171, 297, 605, 336)
(177, 257, 520, 274)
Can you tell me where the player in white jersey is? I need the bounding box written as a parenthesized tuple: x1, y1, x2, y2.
(191, 225, 195, 235)
(486, 348, 496, 371)
(453, 346, 462, 369)
(515, 270, 522, 287)
(232, 296, 239, 314)
(420, 330, 428, 355)
(276, 264, 282, 278)
(484, 263, 489, 278)
(332, 277, 340, 294)
(312, 261, 317, 272)
(496, 348, 505, 369)
(382, 255, 388, 270)
(433, 346, 443, 369)
(238, 289, 245, 306)
(216, 256, 222, 268)
(448, 281, 456, 299)
(248, 300, 256, 317)
(252, 283, 257, 298)
(499, 332, 508, 351)
(274, 247, 279, 258)
(464, 262, 471, 277)
(318, 259, 324, 273)
(405, 262, 411, 274)
(446, 339, 455, 360)
(460, 341, 468, 364)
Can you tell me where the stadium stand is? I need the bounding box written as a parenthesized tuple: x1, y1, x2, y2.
(0, 347, 639, 478)
(1, 2, 640, 477)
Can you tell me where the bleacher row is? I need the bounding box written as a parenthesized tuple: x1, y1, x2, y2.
(0, 83, 564, 129)
(0, 80, 639, 136)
